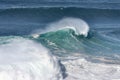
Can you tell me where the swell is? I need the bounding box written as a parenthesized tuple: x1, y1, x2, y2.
(0, 7, 120, 36)
(1, 6, 120, 12)
(1, 1, 120, 10)
(0, 7, 120, 24)
(32, 28, 120, 62)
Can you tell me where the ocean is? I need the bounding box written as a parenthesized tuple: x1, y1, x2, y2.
(0, 0, 120, 80)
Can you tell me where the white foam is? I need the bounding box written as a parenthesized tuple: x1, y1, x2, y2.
(33, 17, 89, 37)
(0, 37, 62, 80)
(62, 56, 120, 80)
(31, 34, 40, 38)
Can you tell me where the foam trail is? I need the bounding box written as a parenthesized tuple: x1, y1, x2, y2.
(62, 56, 120, 80)
(0, 36, 62, 80)
(32, 18, 89, 38)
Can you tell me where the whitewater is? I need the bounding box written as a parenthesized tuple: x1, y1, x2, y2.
(0, 36, 63, 80)
(0, 1, 120, 79)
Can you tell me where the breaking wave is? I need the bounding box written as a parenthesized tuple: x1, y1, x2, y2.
(0, 36, 63, 80)
(31, 18, 120, 63)
(32, 18, 89, 38)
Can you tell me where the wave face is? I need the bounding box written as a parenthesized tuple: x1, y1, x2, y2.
(0, 1, 120, 80)
(34, 26, 120, 62)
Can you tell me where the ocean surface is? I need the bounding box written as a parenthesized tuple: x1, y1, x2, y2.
(0, 1, 120, 80)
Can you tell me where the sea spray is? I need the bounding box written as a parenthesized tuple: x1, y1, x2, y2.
(0, 36, 63, 80)
(32, 17, 89, 38)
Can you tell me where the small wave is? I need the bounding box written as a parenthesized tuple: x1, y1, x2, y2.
(0, 36, 63, 80)
(1, 2, 120, 10)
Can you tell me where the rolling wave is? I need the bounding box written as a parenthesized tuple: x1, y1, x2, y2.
(32, 18, 89, 37)
(30, 17, 120, 79)
(34, 28, 120, 58)
(30, 18, 120, 63)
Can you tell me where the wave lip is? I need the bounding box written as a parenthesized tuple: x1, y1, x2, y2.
(0, 36, 63, 80)
(33, 17, 89, 37)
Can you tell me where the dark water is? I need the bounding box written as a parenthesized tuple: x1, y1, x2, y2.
(0, 7, 120, 35)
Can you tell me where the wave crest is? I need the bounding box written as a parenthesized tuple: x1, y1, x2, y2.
(32, 17, 89, 38)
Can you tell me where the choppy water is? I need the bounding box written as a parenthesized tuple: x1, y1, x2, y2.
(0, 1, 120, 80)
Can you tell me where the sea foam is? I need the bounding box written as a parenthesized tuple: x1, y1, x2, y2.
(0, 36, 62, 80)
(62, 56, 120, 80)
